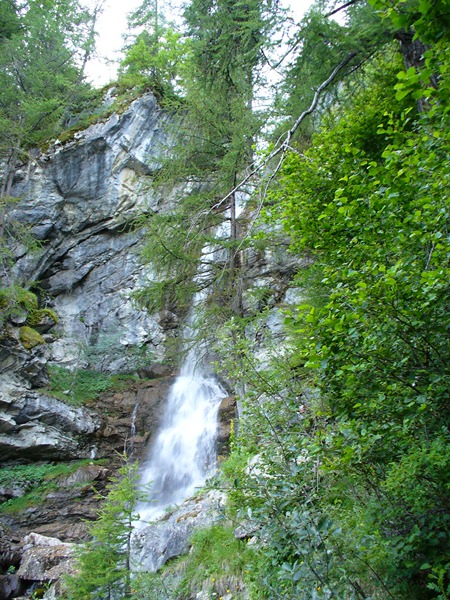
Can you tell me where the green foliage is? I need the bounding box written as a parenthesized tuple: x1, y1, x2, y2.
(242, 21, 450, 599)
(61, 459, 145, 600)
(0, 284, 38, 315)
(117, 0, 191, 99)
(46, 366, 139, 406)
(137, 0, 280, 326)
(119, 29, 191, 99)
(176, 524, 254, 599)
(0, 0, 96, 158)
(207, 6, 450, 597)
(369, 0, 450, 46)
(0, 460, 104, 514)
(276, 0, 394, 137)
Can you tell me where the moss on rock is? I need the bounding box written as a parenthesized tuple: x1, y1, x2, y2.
(19, 326, 46, 349)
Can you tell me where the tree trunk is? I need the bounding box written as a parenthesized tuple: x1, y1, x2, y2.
(395, 28, 438, 111)
(0, 150, 18, 239)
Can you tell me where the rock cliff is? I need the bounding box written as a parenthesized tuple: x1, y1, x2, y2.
(7, 93, 172, 374)
(1, 92, 181, 466)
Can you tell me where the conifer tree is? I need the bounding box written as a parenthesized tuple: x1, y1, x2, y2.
(0, 0, 99, 232)
(61, 459, 143, 600)
(136, 0, 280, 327)
(119, 0, 190, 97)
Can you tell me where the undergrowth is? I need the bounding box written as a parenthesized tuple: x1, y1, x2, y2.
(130, 524, 264, 599)
(44, 366, 139, 405)
(0, 459, 106, 514)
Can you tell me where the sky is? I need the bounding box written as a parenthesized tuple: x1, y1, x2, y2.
(84, 0, 314, 86)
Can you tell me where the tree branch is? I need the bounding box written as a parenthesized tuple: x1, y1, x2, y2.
(208, 51, 358, 216)
(324, 0, 361, 19)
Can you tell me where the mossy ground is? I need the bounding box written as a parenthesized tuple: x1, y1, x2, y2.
(43, 366, 139, 406)
(0, 460, 107, 514)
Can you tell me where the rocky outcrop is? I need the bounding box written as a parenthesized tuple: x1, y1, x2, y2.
(0, 383, 100, 462)
(0, 90, 182, 497)
(7, 92, 175, 374)
(17, 533, 75, 583)
(216, 395, 237, 458)
(0, 376, 174, 540)
(132, 490, 227, 572)
(94, 375, 174, 460)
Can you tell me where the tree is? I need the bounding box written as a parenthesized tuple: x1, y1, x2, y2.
(135, 0, 281, 331)
(62, 459, 144, 600)
(118, 0, 190, 98)
(202, 0, 450, 597)
(274, 0, 394, 139)
(0, 0, 98, 205)
(235, 4, 449, 595)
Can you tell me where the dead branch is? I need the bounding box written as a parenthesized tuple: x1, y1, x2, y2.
(208, 51, 358, 215)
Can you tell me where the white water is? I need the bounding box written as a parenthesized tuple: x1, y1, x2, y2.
(137, 312, 227, 524)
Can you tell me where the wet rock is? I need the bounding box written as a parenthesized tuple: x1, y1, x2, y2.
(0, 573, 23, 599)
(137, 363, 173, 379)
(132, 490, 226, 572)
(0, 377, 173, 548)
(216, 396, 237, 457)
(94, 377, 174, 459)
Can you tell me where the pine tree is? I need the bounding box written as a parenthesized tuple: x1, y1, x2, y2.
(61, 459, 144, 600)
(136, 0, 280, 328)
(0, 0, 98, 204)
(118, 0, 190, 97)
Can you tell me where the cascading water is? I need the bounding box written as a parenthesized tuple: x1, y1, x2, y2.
(136, 299, 227, 524)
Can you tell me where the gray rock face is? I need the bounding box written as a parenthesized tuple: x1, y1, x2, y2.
(17, 533, 75, 582)
(0, 93, 176, 461)
(0, 380, 100, 461)
(8, 93, 173, 373)
(132, 490, 226, 572)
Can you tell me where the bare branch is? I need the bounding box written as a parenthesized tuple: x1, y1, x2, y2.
(324, 0, 361, 19)
(208, 51, 358, 215)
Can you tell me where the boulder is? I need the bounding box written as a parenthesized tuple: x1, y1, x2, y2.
(0, 574, 23, 599)
(132, 490, 226, 572)
(17, 533, 75, 582)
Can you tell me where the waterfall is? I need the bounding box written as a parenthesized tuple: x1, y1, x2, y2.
(137, 298, 227, 524)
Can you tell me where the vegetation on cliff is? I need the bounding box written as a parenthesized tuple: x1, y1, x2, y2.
(0, 0, 449, 597)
